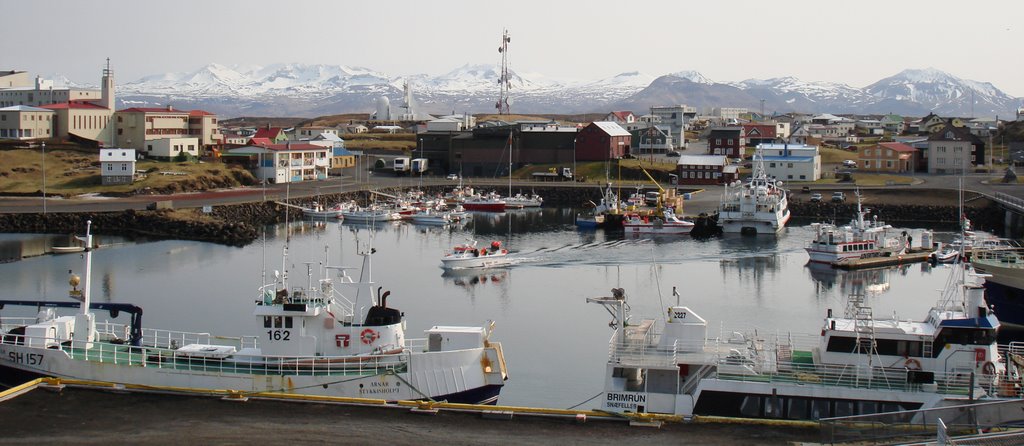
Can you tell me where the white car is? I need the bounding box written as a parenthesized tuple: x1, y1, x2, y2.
(446, 174, 460, 180)
(842, 160, 857, 168)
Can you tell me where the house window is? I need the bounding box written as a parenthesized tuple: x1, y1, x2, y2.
(117, 129, 123, 135)
(769, 163, 776, 168)
(799, 175, 806, 180)
(121, 164, 128, 171)
(886, 160, 893, 168)
(727, 139, 733, 145)
(865, 161, 871, 168)
(107, 164, 112, 171)
(787, 163, 793, 168)
(716, 138, 721, 145)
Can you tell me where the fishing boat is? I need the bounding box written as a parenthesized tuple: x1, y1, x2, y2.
(504, 192, 543, 209)
(461, 192, 507, 212)
(576, 182, 623, 229)
(441, 240, 513, 269)
(805, 193, 909, 266)
(717, 149, 790, 235)
(0, 221, 509, 404)
(621, 208, 694, 235)
(587, 264, 1021, 421)
(301, 201, 349, 220)
(972, 248, 1024, 329)
(51, 246, 86, 254)
(341, 205, 402, 223)
(410, 207, 452, 225)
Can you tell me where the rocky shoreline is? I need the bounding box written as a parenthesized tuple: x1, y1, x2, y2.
(0, 187, 1006, 246)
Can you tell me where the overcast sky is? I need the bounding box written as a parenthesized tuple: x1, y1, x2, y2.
(3, 0, 1022, 97)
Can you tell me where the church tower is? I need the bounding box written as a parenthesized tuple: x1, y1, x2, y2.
(100, 58, 115, 111)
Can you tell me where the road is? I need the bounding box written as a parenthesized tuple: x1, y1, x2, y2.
(0, 169, 1019, 215)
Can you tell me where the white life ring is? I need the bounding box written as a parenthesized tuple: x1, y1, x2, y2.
(982, 361, 997, 376)
(904, 358, 922, 370)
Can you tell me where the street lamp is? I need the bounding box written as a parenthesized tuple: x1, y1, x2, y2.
(41, 141, 46, 216)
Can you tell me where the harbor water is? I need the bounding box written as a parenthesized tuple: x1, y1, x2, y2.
(0, 208, 965, 409)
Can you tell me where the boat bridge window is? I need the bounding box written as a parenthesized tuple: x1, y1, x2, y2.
(264, 316, 293, 329)
(826, 335, 924, 358)
(933, 328, 996, 353)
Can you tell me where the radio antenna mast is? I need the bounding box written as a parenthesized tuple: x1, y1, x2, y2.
(496, 29, 512, 115)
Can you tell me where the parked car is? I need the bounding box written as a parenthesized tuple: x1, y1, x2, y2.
(809, 193, 823, 202)
(842, 160, 858, 168)
(446, 173, 460, 180)
(831, 191, 846, 203)
(666, 151, 681, 157)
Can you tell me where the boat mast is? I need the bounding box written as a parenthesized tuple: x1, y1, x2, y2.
(78, 220, 94, 315)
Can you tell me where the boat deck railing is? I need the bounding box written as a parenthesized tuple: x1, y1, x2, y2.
(1, 324, 414, 377)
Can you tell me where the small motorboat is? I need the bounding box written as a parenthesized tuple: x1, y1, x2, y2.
(302, 202, 348, 220)
(51, 246, 86, 254)
(930, 246, 961, 263)
(441, 240, 513, 269)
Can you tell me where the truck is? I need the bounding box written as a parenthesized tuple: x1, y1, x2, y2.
(530, 167, 573, 182)
(393, 157, 410, 174)
(410, 158, 428, 175)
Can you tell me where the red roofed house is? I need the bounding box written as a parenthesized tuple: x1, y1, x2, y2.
(188, 110, 223, 155)
(575, 121, 631, 161)
(603, 111, 636, 126)
(223, 143, 330, 183)
(114, 105, 200, 159)
(251, 125, 288, 144)
(859, 142, 918, 173)
(742, 123, 777, 147)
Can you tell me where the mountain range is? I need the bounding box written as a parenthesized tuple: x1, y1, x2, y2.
(86, 63, 1022, 119)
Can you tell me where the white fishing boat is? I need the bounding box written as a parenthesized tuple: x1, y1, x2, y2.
(504, 192, 543, 208)
(717, 149, 790, 235)
(0, 221, 509, 404)
(622, 208, 694, 235)
(441, 240, 513, 269)
(587, 264, 1021, 421)
(805, 193, 909, 266)
(301, 201, 349, 220)
(410, 208, 452, 225)
(461, 191, 507, 212)
(342, 206, 402, 223)
(929, 246, 961, 263)
(972, 248, 1024, 328)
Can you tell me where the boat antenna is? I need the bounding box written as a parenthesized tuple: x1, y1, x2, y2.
(650, 244, 668, 322)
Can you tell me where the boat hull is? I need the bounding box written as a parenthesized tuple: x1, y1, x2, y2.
(0, 342, 505, 405)
(461, 203, 506, 212)
(719, 210, 790, 235)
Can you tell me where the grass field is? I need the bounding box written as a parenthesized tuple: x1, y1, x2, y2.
(0, 149, 255, 195)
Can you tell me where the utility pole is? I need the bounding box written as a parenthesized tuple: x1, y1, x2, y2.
(41, 141, 46, 216)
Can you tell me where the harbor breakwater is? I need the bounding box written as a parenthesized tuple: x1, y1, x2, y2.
(0, 187, 1005, 246)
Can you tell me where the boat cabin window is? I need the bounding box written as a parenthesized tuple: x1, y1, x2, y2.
(265, 316, 293, 329)
(933, 328, 996, 352)
(825, 335, 924, 358)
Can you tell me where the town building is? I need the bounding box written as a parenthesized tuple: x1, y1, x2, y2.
(114, 106, 220, 157)
(417, 121, 577, 177)
(223, 143, 331, 183)
(575, 121, 631, 161)
(926, 123, 986, 174)
(708, 127, 744, 157)
(675, 155, 736, 185)
(188, 110, 222, 153)
(859, 142, 917, 173)
(743, 123, 777, 147)
(0, 105, 54, 139)
(649, 105, 696, 147)
(99, 148, 136, 185)
(294, 126, 338, 140)
(604, 111, 636, 125)
(881, 114, 905, 134)
(713, 107, 747, 122)
(41, 100, 113, 145)
(630, 125, 674, 154)
(757, 143, 821, 182)
(251, 126, 288, 144)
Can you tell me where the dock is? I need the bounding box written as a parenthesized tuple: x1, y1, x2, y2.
(834, 248, 933, 270)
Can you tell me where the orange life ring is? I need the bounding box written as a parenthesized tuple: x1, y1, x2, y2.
(360, 328, 379, 345)
(905, 358, 922, 370)
(982, 361, 997, 375)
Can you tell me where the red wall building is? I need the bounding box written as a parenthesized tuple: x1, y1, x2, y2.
(575, 122, 631, 161)
(743, 123, 777, 147)
(708, 127, 744, 157)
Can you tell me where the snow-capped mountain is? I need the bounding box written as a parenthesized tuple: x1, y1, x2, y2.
(864, 68, 1017, 117)
(104, 63, 1020, 118)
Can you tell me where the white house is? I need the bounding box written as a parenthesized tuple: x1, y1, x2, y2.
(426, 118, 464, 132)
(99, 148, 136, 185)
(757, 143, 821, 182)
(225, 143, 331, 183)
(143, 137, 200, 160)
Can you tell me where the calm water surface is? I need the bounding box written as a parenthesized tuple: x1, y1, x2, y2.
(0, 209, 960, 409)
